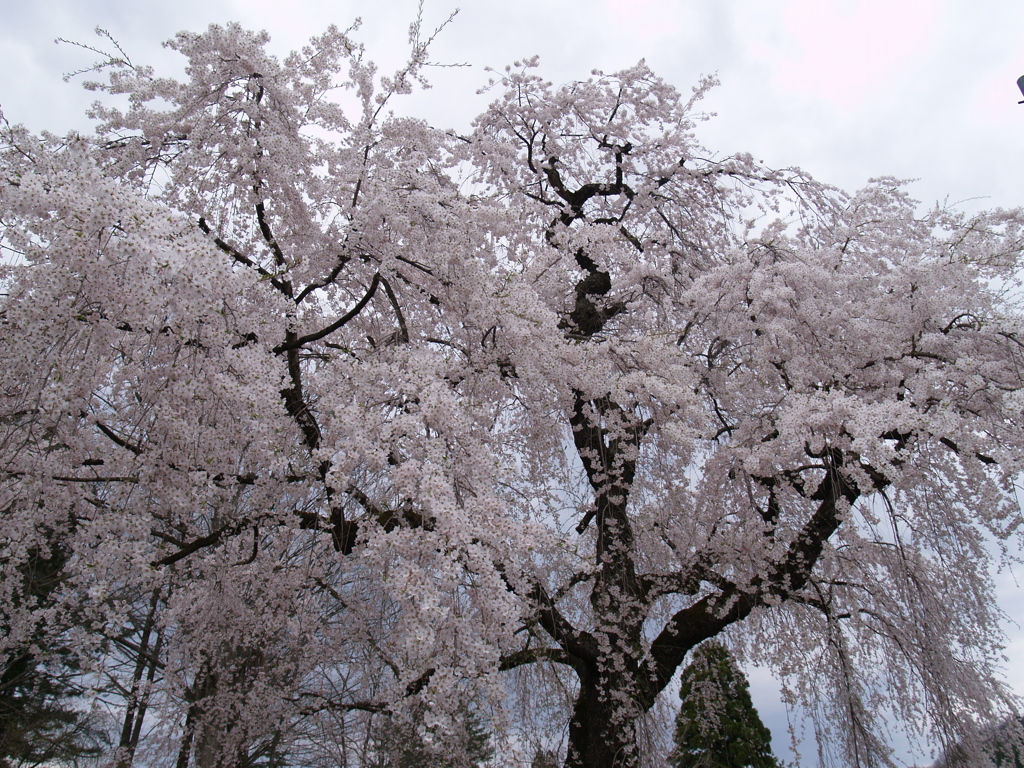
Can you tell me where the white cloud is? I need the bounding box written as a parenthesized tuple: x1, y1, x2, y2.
(776, 0, 939, 107)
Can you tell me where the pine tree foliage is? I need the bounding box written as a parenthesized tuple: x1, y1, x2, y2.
(1, 14, 1024, 768)
(669, 643, 781, 768)
(370, 703, 494, 768)
(0, 535, 107, 766)
(531, 748, 560, 768)
(937, 717, 1024, 768)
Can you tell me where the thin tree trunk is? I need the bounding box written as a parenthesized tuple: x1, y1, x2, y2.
(115, 588, 162, 768)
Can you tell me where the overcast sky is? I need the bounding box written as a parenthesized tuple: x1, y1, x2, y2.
(2, 1, 1023, 764)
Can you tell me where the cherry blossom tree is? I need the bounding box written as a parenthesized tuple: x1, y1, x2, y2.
(2, 17, 1024, 768)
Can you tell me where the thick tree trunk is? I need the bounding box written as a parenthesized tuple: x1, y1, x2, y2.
(565, 664, 642, 768)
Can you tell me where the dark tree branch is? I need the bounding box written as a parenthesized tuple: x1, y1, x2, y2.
(294, 254, 352, 304)
(273, 273, 381, 353)
(639, 454, 860, 709)
(95, 421, 142, 455)
(279, 338, 321, 450)
(254, 200, 287, 272)
(197, 217, 292, 298)
(150, 520, 249, 567)
(524, 582, 598, 665)
(939, 436, 997, 465)
(404, 667, 435, 697)
(499, 647, 574, 671)
(379, 276, 409, 344)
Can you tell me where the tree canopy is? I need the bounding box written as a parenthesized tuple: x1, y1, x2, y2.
(1, 17, 1023, 768)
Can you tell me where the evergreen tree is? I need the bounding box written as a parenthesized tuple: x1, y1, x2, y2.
(669, 643, 781, 768)
(938, 716, 1024, 768)
(0, 536, 107, 766)
(370, 703, 493, 768)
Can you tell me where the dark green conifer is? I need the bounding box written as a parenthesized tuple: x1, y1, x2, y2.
(938, 716, 1024, 768)
(1, 537, 107, 766)
(371, 702, 493, 768)
(669, 642, 782, 768)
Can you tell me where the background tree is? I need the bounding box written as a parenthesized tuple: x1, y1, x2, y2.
(1, 16, 1024, 768)
(0, 530, 108, 766)
(368, 702, 493, 768)
(669, 642, 780, 768)
(936, 716, 1024, 768)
